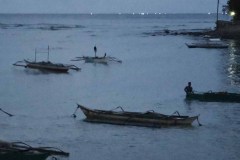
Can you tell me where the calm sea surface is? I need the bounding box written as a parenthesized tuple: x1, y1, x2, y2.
(0, 14, 240, 160)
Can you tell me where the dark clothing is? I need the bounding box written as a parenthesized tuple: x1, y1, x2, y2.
(184, 85, 193, 94)
(94, 46, 97, 57)
(94, 46, 97, 53)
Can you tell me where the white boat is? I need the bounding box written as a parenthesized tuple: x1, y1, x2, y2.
(82, 56, 108, 64)
(186, 37, 229, 49)
(185, 42, 229, 48)
(72, 55, 122, 64)
(72, 46, 122, 64)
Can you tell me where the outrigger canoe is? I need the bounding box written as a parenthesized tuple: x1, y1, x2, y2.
(13, 46, 80, 72)
(13, 60, 80, 73)
(71, 56, 122, 64)
(83, 56, 108, 64)
(0, 151, 49, 160)
(0, 140, 69, 160)
(185, 42, 228, 48)
(186, 91, 240, 103)
(74, 104, 201, 127)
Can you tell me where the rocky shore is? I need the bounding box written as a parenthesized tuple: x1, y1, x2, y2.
(143, 28, 211, 37)
(144, 20, 240, 39)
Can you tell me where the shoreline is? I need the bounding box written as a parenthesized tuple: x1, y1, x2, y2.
(145, 20, 240, 39)
(144, 28, 240, 39)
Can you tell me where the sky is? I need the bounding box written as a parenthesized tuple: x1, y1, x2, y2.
(0, 0, 228, 14)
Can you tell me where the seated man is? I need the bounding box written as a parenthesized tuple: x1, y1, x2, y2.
(184, 82, 194, 94)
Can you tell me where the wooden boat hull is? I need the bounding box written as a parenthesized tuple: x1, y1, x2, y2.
(0, 140, 69, 160)
(78, 104, 199, 127)
(72, 55, 122, 64)
(186, 92, 240, 103)
(0, 151, 49, 160)
(186, 43, 228, 48)
(84, 57, 108, 64)
(26, 61, 69, 72)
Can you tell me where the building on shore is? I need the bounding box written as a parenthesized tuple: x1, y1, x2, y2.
(222, 5, 228, 15)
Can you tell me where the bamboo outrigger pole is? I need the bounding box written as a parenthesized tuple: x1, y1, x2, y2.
(0, 108, 13, 117)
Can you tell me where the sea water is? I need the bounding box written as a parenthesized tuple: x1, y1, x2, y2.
(0, 13, 239, 160)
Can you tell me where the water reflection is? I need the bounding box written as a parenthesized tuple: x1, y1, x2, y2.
(225, 40, 240, 86)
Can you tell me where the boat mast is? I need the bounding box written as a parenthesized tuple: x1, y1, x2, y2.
(34, 48, 37, 62)
(216, 0, 220, 29)
(47, 45, 50, 61)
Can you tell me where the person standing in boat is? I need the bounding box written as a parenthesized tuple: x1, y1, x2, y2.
(94, 45, 97, 57)
(184, 82, 194, 94)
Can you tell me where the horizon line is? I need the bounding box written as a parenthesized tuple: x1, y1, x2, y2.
(0, 12, 225, 15)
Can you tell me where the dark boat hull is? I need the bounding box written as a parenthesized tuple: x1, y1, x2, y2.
(78, 104, 199, 127)
(26, 61, 69, 73)
(0, 140, 69, 160)
(186, 92, 240, 103)
(0, 152, 49, 160)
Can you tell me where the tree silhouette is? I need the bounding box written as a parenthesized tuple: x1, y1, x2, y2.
(228, 0, 240, 21)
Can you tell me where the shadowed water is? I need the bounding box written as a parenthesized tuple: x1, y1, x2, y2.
(0, 14, 239, 160)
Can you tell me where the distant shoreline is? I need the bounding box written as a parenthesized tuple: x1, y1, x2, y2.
(1, 13, 236, 39)
(144, 19, 240, 39)
(144, 29, 240, 39)
(0, 13, 225, 15)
